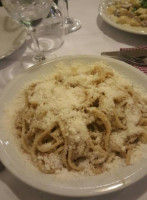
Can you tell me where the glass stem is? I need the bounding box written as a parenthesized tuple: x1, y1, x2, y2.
(64, 0, 69, 19)
(28, 26, 45, 61)
(65, 0, 68, 12)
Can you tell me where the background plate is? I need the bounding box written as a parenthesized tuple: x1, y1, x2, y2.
(99, 0, 147, 35)
(0, 55, 147, 197)
(0, 15, 27, 59)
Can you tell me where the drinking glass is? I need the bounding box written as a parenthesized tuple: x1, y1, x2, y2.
(57, 0, 81, 33)
(1, 0, 53, 61)
(36, 1, 64, 52)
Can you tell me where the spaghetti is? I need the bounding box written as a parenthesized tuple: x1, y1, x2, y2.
(13, 61, 147, 174)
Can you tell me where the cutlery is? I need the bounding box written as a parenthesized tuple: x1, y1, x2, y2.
(101, 49, 147, 66)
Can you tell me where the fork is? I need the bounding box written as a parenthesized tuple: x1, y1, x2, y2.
(118, 54, 147, 66)
(102, 54, 147, 66)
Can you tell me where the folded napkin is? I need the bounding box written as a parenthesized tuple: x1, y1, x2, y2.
(120, 46, 147, 75)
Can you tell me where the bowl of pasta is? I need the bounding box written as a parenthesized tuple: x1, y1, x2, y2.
(99, 0, 147, 35)
(0, 55, 147, 197)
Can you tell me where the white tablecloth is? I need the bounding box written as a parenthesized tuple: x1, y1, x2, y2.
(0, 0, 147, 199)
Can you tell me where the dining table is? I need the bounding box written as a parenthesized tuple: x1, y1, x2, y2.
(0, 0, 147, 199)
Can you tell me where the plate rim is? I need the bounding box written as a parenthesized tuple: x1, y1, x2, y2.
(0, 15, 27, 60)
(0, 55, 147, 197)
(99, 0, 147, 36)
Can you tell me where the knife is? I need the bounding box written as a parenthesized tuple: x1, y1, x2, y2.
(101, 49, 147, 66)
(101, 49, 147, 58)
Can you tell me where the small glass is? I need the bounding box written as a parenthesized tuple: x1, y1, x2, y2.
(36, 1, 64, 52)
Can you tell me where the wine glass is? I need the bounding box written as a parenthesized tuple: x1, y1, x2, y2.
(57, 0, 81, 33)
(1, 0, 53, 61)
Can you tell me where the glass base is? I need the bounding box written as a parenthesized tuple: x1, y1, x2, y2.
(65, 17, 81, 33)
(36, 34, 64, 53)
(34, 52, 46, 62)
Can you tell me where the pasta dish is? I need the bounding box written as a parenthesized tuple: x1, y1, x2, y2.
(107, 0, 147, 27)
(11, 61, 147, 175)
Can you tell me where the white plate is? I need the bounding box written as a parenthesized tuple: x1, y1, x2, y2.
(0, 55, 147, 197)
(99, 0, 147, 35)
(0, 15, 27, 59)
